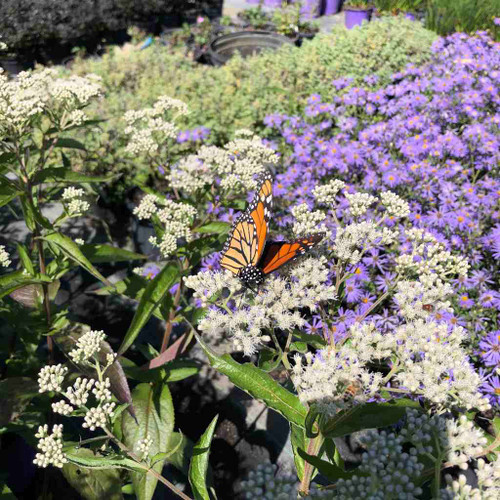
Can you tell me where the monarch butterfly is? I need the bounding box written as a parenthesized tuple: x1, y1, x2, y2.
(220, 171, 324, 286)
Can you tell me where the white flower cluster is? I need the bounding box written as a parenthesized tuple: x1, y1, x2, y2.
(93, 378, 112, 402)
(380, 191, 410, 218)
(394, 275, 453, 321)
(442, 458, 500, 499)
(148, 199, 197, 259)
(61, 186, 90, 216)
(52, 400, 74, 416)
(396, 228, 469, 278)
(65, 377, 94, 407)
(333, 221, 397, 265)
(313, 179, 346, 205)
(184, 269, 241, 305)
(68, 329, 106, 364)
(402, 410, 488, 470)
(310, 429, 424, 499)
(170, 155, 213, 195)
(0, 245, 11, 267)
(293, 313, 490, 417)
(0, 68, 101, 133)
(82, 403, 116, 431)
(137, 436, 154, 460)
(291, 204, 329, 237)
(186, 258, 336, 355)
(38, 364, 68, 393)
(345, 192, 378, 217)
(124, 95, 187, 155)
(169, 136, 278, 194)
(133, 194, 159, 220)
(33, 424, 68, 468)
(239, 462, 297, 500)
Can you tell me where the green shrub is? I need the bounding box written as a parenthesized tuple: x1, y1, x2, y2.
(67, 16, 437, 185)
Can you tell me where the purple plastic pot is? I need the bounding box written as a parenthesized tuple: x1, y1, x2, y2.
(344, 8, 371, 29)
(300, 0, 321, 18)
(322, 0, 342, 15)
(404, 12, 416, 21)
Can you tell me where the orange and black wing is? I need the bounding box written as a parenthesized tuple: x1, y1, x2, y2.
(259, 233, 325, 275)
(220, 172, 273, 275)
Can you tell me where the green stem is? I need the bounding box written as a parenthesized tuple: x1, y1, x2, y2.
(299, 434, 325, 496)
(102, 428, 192, 500)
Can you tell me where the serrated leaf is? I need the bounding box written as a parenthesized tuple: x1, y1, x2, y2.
(118, 264, 179, 356)
(189, 415, 218, 500)
(31, 167, 114, 185)
(122, 383, 174, 500)
(320, 399, 421, 438)
(64, 445, 144, 472)
(80, 244, 146, 264)
(62, 447, 124, 500)
(54, 137, 86, 150)
(195, 333, 307, 428)
(164, 432, 193, 476)
(42, 232, 110, 285)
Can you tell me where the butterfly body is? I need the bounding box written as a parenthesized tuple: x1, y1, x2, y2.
(220, 171, 324, 286)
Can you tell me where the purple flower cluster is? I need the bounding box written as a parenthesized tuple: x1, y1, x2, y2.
(264, 32, 500, 405)
(177, 126, 211, 144)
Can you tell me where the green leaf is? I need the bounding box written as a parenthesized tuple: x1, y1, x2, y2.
(290, 424, 306, 481)
(54, 137, 87, 150)
(0, 483, 16, 499)
(80, 244, 146, 264)
(122, 383, 174, 500)
(193, 222, 230, 235)
(320, 399, 421, 438)
(164, 432, 193, 476)
(16, 243, 35, 275)
(118, 264, 179, 356)
(31, 167, 114, 185)
(64, 445, 144, 472)
(0, 180, 22, 207)
(42, 232, 110, 285)
(62, 447, 124, 500)
(305, 406, 320, 439)
(121, 359, 200, 384)
(292, 331, 326, 349)
(189, 415, 218, 500)
(257, 347, 282, 372)
(195, 333, 307, 428)
(0, 377, 39, 427)
(150, 430, 187, 467)
(297, 448, 358, 482)
(0, 270, 52, 300)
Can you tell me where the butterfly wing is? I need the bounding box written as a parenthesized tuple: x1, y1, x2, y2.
(220, 172, 273, 275)
(259, 233, 325, 275)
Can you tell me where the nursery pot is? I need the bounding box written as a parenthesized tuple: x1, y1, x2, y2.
(0, 56, 29, 76)
(344, 8, 372, 29)
(208, 31, 293, 66)
(322, 0, 342, 15)
(300, 0, 322, 18)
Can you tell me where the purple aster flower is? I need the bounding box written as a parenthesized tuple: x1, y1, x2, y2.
(344, 280, 362, 304)
(479, 331, 500, 366)
(481, 374, 500, 406)
(142, 263, 161, 280)
(304, 315, 323, 336)
(200, 253, 221, 272)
